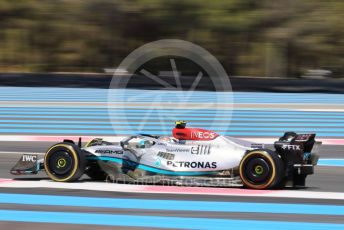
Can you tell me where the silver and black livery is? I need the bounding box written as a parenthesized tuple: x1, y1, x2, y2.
(11, 121, 320, 189)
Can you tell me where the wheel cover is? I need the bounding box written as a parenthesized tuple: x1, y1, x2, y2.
(244, 157, 271, 184)
(239, 151, 276, 189)
(47, 151, 73, 177)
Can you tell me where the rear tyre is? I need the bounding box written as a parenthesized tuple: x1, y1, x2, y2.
(239, 150, 284, 189)
(44, 143, 86, 182)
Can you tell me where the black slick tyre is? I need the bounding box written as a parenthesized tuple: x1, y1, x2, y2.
(239, 149, 284, 189)
(44, 142, 86, 182)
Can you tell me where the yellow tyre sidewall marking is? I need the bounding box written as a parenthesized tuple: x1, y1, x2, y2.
(44, 144, 79, 182)
(239, 151, 276, 189)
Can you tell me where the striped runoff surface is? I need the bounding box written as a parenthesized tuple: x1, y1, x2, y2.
(1, 86, 344, 229)
(0, 191, 343, 229)
(0, 87, 344, 137)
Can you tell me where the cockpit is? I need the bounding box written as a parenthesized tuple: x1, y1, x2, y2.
(120, 135, 156, 149)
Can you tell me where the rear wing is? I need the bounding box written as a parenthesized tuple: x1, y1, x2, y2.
(274, 132, 321, 165)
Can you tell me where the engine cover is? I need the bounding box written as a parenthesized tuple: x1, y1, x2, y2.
(172, 127, 219, 141)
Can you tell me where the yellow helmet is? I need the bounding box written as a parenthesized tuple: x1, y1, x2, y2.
(175, 120, 186, 128)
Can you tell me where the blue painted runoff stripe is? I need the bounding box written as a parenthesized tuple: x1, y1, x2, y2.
(0, 193, 344, 216)
(1, 123, 344, 132)
(2, 114, 344, 124)
(0, 86, 342, 96)
(2, 121, 344, 128)
(318, 159, 344, 167)
(0, 210, 343, 230)
(2, 107, 344, 116)
(0, 89, 341, 98)
(1, 97, 340, 103)
(0, 129, 342, 137)
(0, 119, 343, 126)
(3, 110, 344, 119)
(1, 97, 342, 103)
(1, 87, 344, 104)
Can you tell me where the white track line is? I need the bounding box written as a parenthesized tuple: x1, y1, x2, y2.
(0, 151, 44, 155)
(1, 179, 344, 200)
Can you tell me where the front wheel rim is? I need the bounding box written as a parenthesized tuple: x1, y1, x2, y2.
(48, 151, 73, 176)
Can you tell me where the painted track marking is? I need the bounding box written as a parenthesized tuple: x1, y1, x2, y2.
(1, 179, 344, 200)
(0, 193, 344, 215)
(0, 210, 343, 230)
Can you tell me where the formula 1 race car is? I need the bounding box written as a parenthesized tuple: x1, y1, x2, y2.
(10, 121, 321, 189)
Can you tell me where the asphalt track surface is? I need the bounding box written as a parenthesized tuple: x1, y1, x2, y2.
(0, 141, 343, 229)
(1, 141, 343, 192)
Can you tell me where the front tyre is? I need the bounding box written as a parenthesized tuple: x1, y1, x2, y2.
(239, 150, 284, 189)
(44, 143, 86, 182)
